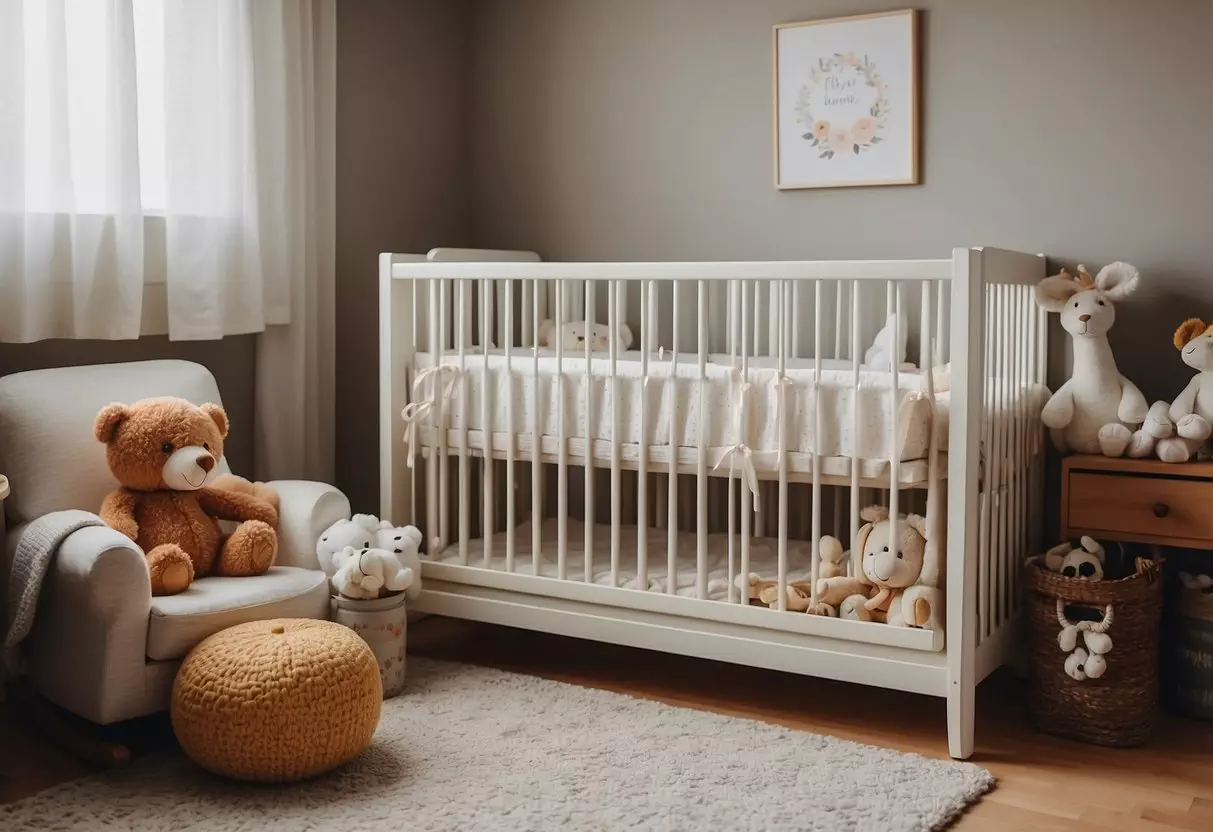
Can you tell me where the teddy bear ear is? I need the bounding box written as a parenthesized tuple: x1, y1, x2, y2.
(905, 514, 929, 540)
(199, 403, 229, 438)
(617, 323, 634, 350)
(859, 505, 889, 523)
(537, 318, 554, 347)
(94, 403, 130, 443)
(1174, 318, 1208, 350)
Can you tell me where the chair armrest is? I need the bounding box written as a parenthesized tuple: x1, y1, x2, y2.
(20, 525, 153, 724)
(268, 480, 350, 571)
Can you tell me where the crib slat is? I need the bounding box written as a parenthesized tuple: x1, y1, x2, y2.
(888, 281, 900, 579)
(556, 280, 568, 581)
(668, 282, 680, 595)
(850, 280, 861, 575)
(584, 281, 596, 584)
(458, 279, 470, 565)
(505, 280, 516, 572)
(979, 285, 996, 639)
(697, 279, 709, 600)
(438, 280, 451, 551)
(936, 280, 947, 367)
(637, 281, 652, 589)
(610, 280, 622, 587)
(810, 281, 823, 606)
(739, 280, 752, 603)
(532, 278, 542, 578)
(776, 280, 789, 612)
(791, 280, 800, 358)
(726, 279, 738, 604)
(426, 280, 440, 554)
(481, 278, 494, 567)
(997, 284, 1012, 626)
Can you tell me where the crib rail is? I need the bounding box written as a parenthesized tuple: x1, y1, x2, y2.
(382, 248, 1046, 658)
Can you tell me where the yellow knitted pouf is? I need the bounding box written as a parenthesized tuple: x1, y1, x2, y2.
(171, 618, 382, 782)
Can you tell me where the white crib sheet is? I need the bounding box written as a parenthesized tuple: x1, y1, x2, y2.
(432, 518, 814, 601)
(414, 350, 946, 464)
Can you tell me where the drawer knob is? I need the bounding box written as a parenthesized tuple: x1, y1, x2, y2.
(1153, 503, 1170, 519)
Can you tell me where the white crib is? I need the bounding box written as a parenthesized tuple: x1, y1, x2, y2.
(379, 246, 1048, 759)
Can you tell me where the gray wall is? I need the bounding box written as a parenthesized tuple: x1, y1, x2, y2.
(469, 0, 1213, 401)
(335, 0, 472, 512)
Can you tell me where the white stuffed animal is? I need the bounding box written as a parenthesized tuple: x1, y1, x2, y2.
(317, 514, 424, 600)
(815, 506, 942, 630)
(1149, 318, 1213, 463)
(864, 313, 913, 371)
(331, 545, 415, 600)
(537, 318, 633, 353)
(1043, 536, 1106, 581)
(373, 522, 424, 601)
(1034, 263, 1153, 458)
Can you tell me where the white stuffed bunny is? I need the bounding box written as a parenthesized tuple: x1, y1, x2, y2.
(537, 318, 633, 353)
(331, 545, 415, 600)
(865, 313, 912, 371)
(1033, 263, 1153, 458)
(1149, 318, 1213, 463)
(317, 514, 424, 600)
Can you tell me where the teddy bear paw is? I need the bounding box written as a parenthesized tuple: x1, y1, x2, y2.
(1156, 437, 1192, 464)
(146, 544, 195, 596)
(216, 519, 277, 576)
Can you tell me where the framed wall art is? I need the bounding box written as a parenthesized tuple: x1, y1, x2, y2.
(773, 9, 920, 189)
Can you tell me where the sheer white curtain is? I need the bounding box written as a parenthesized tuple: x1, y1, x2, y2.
(0, 0, 336, 481)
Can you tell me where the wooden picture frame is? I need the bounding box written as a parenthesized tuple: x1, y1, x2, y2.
(773, 9, 920, 190)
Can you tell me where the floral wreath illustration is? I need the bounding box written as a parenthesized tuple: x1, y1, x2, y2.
(794, 51, 888, 159)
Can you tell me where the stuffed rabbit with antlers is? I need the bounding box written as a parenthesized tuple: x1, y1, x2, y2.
(1034, 263, 1153, 458)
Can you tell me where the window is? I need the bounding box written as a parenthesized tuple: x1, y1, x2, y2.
(20, 0, 164, 214)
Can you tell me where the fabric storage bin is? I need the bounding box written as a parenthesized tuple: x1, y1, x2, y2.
(1024, 556, 1163, 747)
(1163, 583, 1213, 720)
(332, 593, 408, 698)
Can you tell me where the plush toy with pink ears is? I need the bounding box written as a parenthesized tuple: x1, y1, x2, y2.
(1034, 263, 1154, 458)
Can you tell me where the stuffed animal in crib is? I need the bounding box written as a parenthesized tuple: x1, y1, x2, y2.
(735, 535, 848, 613)
(1033, 263, 1153, 458)
(331, 546, 415, 600)
(1147, 318, 1213, 463)
(537, 318, 633, 353)
(317, 514, 424, 600)
(814, 506, 941, 629)
(1043, 537, 1105, 581)
(865, 313, 913, 371)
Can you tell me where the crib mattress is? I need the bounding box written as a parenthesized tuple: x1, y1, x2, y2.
(413, 351, 947, 465)
(432, 518, 815, 601)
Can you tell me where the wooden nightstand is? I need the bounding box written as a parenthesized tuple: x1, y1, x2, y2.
(1061, 455, 1213, 550)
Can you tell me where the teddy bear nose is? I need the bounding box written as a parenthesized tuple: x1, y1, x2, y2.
(1079, 314, 1091, 322)
(197, 455, 215, 472)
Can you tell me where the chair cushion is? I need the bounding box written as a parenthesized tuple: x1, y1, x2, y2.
(147, 567, 330, 661)
(0, 360, 230, 524)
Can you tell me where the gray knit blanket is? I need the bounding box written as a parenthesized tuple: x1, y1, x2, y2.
(4, 510, 106, 655)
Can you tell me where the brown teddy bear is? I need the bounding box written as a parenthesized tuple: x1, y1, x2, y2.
(95, 397, 279, 596)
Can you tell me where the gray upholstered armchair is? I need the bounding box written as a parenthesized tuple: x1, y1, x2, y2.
(0, 360, 349, 725)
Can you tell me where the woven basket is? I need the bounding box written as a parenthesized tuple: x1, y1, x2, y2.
(1163, 584, 1213, 720)
(1024, 556, 1163, 747)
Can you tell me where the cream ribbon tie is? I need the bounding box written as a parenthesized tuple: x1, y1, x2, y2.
(401, 364, 462, 468)
(714, 374, 761, 510)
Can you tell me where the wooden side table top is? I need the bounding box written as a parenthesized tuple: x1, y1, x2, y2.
(1061, 454, 1213, 550)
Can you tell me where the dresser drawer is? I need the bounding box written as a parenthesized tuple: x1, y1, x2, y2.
(1067, 471, 1213, 546)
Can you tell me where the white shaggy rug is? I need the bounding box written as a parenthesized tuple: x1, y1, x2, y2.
(2, 659, 992, 831)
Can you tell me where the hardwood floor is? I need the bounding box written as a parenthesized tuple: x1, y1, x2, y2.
(4, 616, 1213, 831)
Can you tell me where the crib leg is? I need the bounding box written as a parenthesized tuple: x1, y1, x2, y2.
(946, 676, 975, 759)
